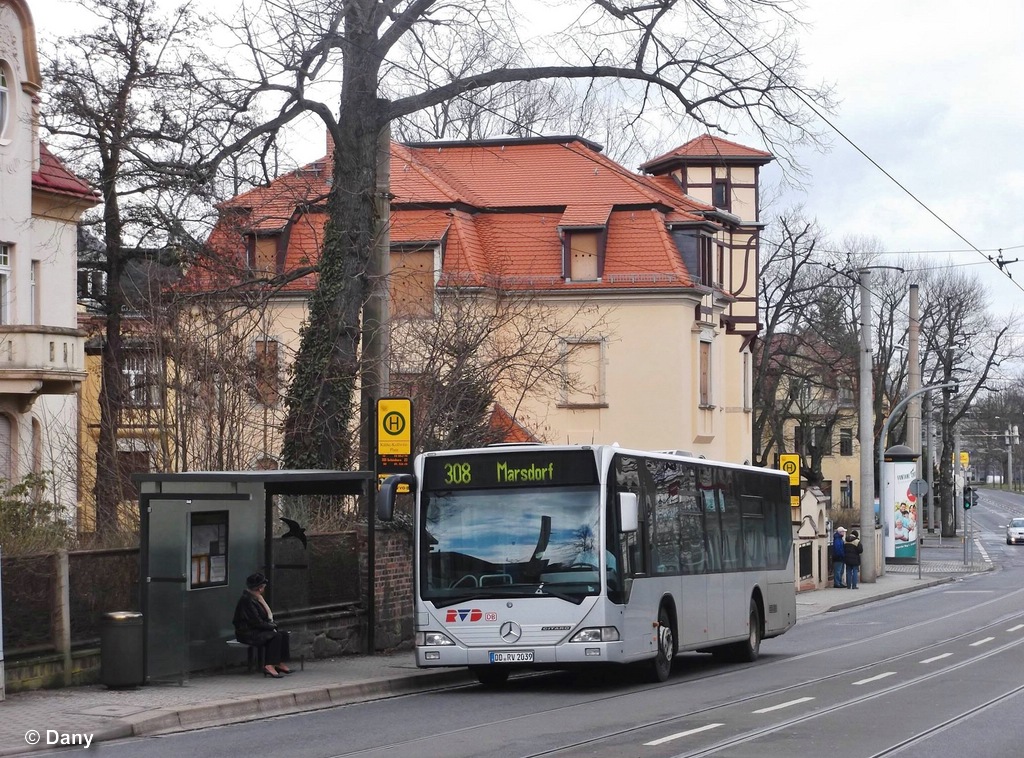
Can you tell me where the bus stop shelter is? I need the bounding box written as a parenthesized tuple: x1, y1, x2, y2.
(135, 470, 375, 683)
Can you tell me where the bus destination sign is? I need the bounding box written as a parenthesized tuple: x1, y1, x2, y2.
(423, 450, 599, 490)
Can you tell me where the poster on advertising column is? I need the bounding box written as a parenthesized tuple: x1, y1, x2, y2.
(883, 459, 919, 560)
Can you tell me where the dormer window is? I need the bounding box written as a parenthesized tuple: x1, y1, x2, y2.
(248, 235, 279, 274)
(390, 245, 438, 319)
(561, 229, 607, 281)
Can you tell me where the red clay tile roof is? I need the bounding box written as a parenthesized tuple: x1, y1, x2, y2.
(488, 404, 540, 443)
(32, 143, 99, 203)
(202, 134, 759, 295)
(641, 134, 774, 173)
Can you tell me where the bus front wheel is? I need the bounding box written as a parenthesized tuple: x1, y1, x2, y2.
(649, 606, 675, 682)
(471, 666, 510, 688)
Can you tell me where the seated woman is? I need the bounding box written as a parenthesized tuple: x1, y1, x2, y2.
(233, 572, 292, 678)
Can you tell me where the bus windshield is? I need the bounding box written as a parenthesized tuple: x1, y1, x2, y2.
(421, 486, 606, 605)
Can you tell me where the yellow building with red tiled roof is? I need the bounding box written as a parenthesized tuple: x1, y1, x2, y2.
(198, 133, 772, 463)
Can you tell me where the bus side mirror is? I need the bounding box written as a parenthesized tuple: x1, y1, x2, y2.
(377, 474, 416, 521)
(618, 492, 638, 533)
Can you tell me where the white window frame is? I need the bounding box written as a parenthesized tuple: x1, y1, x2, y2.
(0, 243, 11, 325)
(0, 62, 10, 143)
(122, 350, 161, 408)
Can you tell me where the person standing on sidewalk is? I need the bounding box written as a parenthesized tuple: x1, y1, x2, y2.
(844, 529, 863, 589)
(832, 526, 847, 588)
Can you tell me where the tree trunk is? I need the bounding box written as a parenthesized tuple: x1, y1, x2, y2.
(282, 92, 387, 470)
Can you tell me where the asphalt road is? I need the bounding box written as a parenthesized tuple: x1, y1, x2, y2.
(69, 490, 1024, 758)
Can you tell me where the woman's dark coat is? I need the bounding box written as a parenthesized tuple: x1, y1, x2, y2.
(843, 536, 863, 567)
(232, 591, 277, 645)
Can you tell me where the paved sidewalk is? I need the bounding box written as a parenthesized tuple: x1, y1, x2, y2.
(0, 549, 992, 756)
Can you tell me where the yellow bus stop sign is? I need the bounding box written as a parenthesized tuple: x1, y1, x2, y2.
(779, 454, 800, 486)
(779, 453, 801, 508)
(377, 398, 412, 456)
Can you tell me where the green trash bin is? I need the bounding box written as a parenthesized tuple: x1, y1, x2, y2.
(100, 611, 143, 688)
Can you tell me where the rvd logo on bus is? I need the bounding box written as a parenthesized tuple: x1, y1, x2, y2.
(445, 609, 498, 623)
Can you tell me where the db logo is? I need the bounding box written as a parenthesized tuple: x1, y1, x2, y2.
(484, 612, 497, 621)
(445, 608, 482, 623)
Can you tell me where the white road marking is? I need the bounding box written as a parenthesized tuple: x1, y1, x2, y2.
(752, 697, 815, 714)
(644, 723, 723, 746)
(920, 653, 952, 663)
(1007, 624, 1024, 632)
(944, 591, 995, 593)
(970, 636, 995, 647)
(853, 671, 896, 685)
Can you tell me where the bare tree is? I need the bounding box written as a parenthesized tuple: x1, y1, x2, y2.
(388, 281, 607, 451)
(915, 269, 1017, 536)
(199, 0, 833, 471)
(40, 0, 269, 533)
(754, 210, 856, 482)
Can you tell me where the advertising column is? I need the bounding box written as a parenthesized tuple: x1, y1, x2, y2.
(883, 445, 921, 560)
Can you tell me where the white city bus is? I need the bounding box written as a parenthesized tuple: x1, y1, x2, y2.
(377, 444, 795, 685)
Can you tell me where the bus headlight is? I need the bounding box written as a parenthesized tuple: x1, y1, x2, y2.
(569, 626, 620, 643)
(417, 631, 456, 646)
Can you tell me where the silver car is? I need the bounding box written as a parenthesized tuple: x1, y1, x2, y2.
(1007, 518, 1024, 545)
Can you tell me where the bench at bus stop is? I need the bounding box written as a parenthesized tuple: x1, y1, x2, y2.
(225, 635, 305, 673)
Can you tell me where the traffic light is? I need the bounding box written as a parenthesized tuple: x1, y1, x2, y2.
(963, 486, 976, 510)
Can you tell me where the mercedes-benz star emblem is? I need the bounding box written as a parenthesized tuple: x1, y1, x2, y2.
(500, 621, 522, 643)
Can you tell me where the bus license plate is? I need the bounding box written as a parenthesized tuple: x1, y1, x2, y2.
(489, 650, 534, 663)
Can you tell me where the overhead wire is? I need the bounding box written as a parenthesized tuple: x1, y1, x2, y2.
(689, 0, 1024, 295)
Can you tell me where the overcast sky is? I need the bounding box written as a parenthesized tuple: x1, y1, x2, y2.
(764, 0, 1024, 316)
(26, 0, 1024, 318)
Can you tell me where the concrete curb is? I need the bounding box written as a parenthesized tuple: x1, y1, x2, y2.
(822, 575, 957, 613)
(116, 669, 477, 738)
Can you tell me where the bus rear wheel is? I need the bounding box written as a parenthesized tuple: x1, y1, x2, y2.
(734, 599, 761, 662)
(649, 606, 675, 682)
(471, 666, 510, 688)
(713, 599, 761, 663)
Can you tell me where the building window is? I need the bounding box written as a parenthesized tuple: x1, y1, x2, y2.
(123, 350, 161, 408)
(0, 243, 10, 324)
(389, 247, 436, 319)
(712, 178, 729, 210)
(742, 350, 751, 411)
(116, 447, 150, 502)
(796, 425, 832, 455)
(0, 63, 10, 141)
(78, 267, 107, 302)
(30, 261, 40, 325)
(815, 426, 833, 455)
(840, 428, 854, 456)
(699, 341, 711, 407)
(0, 414, 12, 482)
(563, 231, 602, 281)
(249, 235, 279, 274)
(253, 338, 280, 406)
(700, 238, 713, 288)
(561, 339, 605, 407)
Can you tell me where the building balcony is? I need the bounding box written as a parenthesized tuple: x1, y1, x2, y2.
(0, 325, 87, 408)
